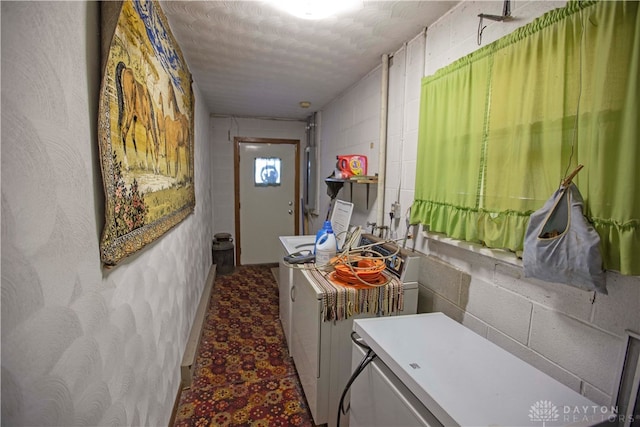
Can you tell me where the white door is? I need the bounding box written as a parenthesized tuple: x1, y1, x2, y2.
(236, 138, 299, 264)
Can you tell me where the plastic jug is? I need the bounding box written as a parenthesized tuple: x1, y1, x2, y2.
(336, 155, 367, 177)
(315, 230, 337, 270)
(314, 220, 333, 254)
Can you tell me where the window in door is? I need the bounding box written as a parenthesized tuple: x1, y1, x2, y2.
(254, 157, 281, 186)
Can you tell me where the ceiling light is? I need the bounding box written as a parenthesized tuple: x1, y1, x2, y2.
(299, 101, 311, 108)
(268, 0, 362, 20)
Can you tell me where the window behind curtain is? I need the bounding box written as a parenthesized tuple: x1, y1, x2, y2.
(411, 1, 639, 275)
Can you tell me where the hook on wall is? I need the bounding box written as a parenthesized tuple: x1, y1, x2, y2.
(477, 0, 512, 45)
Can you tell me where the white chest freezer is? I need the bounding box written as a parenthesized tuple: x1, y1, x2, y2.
(350, 313, 613, 427)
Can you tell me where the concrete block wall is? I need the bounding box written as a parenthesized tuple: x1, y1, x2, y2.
(386, 34, 426, 242)
(409, 0, 640, 408)
(319, 33, 429, 236)
(318, 0, 640, 410)
(415, 234, 639, 406)
(424, 0, 569, 76)
(318, 67, 383, 232)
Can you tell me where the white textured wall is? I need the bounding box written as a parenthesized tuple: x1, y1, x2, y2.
(1, 2, 214, 426)
(319, 0, 640, 409)
(210, 116, 307, 237)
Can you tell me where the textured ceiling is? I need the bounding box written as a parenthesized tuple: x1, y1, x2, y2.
(160, 1, 459, 119)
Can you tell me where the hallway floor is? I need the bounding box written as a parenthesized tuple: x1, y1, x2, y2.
(173, 265, 316, 426)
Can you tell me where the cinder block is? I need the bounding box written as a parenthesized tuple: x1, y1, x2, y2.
(357, 117, 379, 143)
(464, 277, 533, 344)
(450, 1, 486, 43)
(386, 113, 403, 147)
(487, 327, 582, 393)
(417, 285, 480, 334)
(449, 36, 478, 64)
(516, 1, 568, 24)
(428, 240, 496, 283)
(529, 306, 625, 394)
(592, 272, 640, 337)
(425, 239, 473, 273)
(462, 249, 498, 283)
(399, 190, 414, 216)
(405, 61, 424, 100)
(355, 96, 379, 125)
(405, 98, 421, 135)
(582, 382, 613, 407)
(417, 285, 435, 313)
(419, 255, 464, 304)
(460, 311, 489, 338)
(425, 24, 451, 75)
(384, 161, 401, 191)
(402, 132, 419, 164)
(494, 262, 593, 322)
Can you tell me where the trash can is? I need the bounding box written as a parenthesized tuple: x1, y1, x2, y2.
(212, 233, 235, 275)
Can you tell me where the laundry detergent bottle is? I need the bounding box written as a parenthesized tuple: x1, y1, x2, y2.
(314, 220, 333, 254)
(315, 229, 337, 270)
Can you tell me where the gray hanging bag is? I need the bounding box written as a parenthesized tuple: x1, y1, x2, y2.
(523, 180, 606, 294)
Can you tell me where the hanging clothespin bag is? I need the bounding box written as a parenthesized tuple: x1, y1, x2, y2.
(522, 182, 606, 294)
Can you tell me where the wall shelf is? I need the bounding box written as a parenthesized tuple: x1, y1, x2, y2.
(325, 176, 378, 209)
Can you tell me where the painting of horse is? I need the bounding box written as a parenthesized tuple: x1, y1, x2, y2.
(98, 0, 194, 266)
(115, 61, 160, 174)
(158, 81, 191, 178)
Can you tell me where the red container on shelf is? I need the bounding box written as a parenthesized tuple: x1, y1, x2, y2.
(336, 155, 367, 178)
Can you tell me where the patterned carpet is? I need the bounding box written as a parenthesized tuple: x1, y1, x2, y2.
(174, 265, 315, 427)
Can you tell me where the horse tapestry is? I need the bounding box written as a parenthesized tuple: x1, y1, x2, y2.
(98, 0, 194, 266)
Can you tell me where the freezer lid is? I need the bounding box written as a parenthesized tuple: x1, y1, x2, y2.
(353, 313, 612, 427)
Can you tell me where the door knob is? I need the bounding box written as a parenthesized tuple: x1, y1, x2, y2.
(288, 201, 293, 206)
(288, 209, 293, 215)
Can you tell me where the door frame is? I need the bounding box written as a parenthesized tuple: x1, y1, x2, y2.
(234, 136, 300, 265)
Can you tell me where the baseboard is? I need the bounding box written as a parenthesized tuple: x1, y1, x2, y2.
(180, 264, 216, 389)
(168, 382, 183, 427)
(169, 264, 216, 426)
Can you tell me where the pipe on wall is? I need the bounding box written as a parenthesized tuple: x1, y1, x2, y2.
(376, 53, 390, 233)
(396, 42, 408, 206)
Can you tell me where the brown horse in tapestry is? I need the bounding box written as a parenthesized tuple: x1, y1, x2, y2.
(159, 81, 190, 179)
(157, 92, 186, 178)
(115, 61, 160, 174)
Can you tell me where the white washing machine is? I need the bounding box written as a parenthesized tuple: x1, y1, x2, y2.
(279, 233, 422, 427)
(278, 235, 315, 355)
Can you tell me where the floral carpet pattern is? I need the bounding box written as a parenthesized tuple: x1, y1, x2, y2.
(174, 265, 315, 427)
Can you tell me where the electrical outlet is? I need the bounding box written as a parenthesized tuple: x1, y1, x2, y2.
(391, 202, 401, 217)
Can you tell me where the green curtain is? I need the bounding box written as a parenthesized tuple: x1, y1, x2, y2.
(412, 1, 639, 275)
